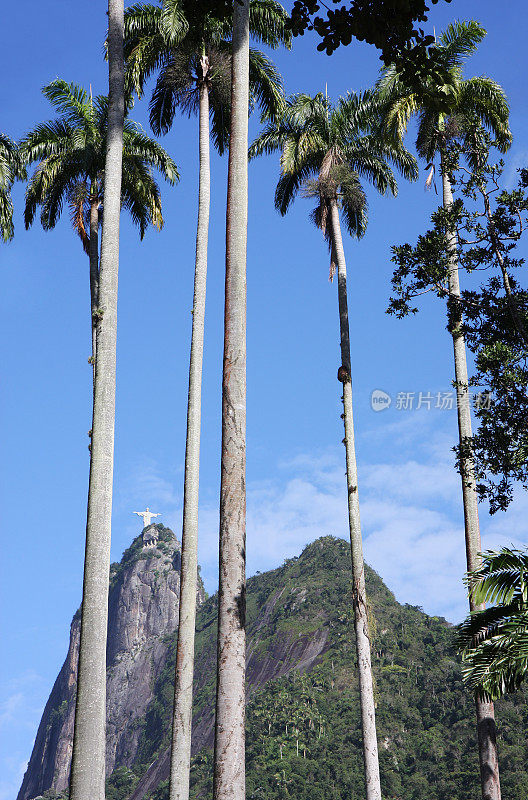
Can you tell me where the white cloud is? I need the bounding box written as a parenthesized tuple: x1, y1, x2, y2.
(0, 671, 44, 731)
(0, 672, 46, 800)
(0, 756, 28, 800)
(118, 414, 528, 624)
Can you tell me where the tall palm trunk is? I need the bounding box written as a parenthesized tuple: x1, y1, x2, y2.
(89, 186, 100, 382)
(213, 3, 249, 800)
(69, 4, 125, 800)
(169, 76, 210, 800)
(329, 198, 382, 800)
(441, 164, 501, 800)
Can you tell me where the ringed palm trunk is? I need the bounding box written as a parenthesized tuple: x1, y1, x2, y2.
(213, 3, 250, 800)
(441, 163, 501, 800)
(329, 198, 382, 800)
(89, 188, 100, 383)
(169, 79, 210, 800)
(69, 3, 125, 800)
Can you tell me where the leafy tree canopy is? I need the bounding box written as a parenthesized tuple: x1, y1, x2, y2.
(389, 132, 528, 514)
(287, 0, 453, 88)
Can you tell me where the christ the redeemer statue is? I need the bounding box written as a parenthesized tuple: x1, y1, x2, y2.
(134, 507, 161, 528)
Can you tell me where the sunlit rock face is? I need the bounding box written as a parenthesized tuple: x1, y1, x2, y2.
(17, 525, 205, 800)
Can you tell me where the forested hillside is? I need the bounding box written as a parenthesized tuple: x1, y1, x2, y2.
(105, 537, 528, 800)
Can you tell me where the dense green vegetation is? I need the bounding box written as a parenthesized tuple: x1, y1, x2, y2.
(111, 537, 528, 800)
(8, 4, 528, 800)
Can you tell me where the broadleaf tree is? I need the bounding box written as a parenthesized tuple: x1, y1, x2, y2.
(380, 20, 512, 800)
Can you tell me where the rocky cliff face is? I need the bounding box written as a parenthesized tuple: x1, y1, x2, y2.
(17, 525, 205, 800)
(19, 536, 528, 800)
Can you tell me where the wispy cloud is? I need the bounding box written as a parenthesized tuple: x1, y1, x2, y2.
(0, 671, 46, 800)
(117, 413, 528, 623)
(0, 756, 28, 800)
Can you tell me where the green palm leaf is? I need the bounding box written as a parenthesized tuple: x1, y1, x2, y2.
(378, 20, 511, 163)
(125, 1, 287, 148)
(259, 89, 415, 249)
(438, 20, 486, 67)
(248, 0, 291, 49)
(0, 133, 24, 242)
(21, 78, 177, 247)
(456, 548, 528, 699)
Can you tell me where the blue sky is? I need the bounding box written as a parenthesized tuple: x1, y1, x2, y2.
(1, 1, 528, 797)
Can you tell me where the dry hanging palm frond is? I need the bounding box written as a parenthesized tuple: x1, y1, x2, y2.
(319, 145, 342, 181)
(425, 162, 437, 193)
(67, 180, 90, 254)
(304, 184, 336, 280)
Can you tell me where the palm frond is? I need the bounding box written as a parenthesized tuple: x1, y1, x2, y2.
(338, 170, 368, 239)
(456, 547, 528, 699)
(209, 90, 230, 156)
(0, 133, 24, 242)
(342, 139, 397, 197)
(460, 614, 528, 699)
(33, 157, 86, 231)
(0, 191, 14, 242)
(275, 159, 317, 215)
(149, 50, 200, 134)
(248, 48, 285, 123)
(42, 80, 94, 129)
(333, 90, 380, 141)
(121, 159, 163, 236)
(125, 30, 168, 98)
(67, 179, 91, 254)
(0, 134, 25, 183)
(439, 20, 486, 68)
(124, 128, 179, 183)
(124, 3, 162, 41)
(249, 119, 289, 159)
(382, 92, 420, 145)
(19, 120, 78, 165)
(467, 548, 528, 606)
(415, 108, 442, 163)
(249, 0, 291, 49)
(23, 77, 175, 246)
(160, 0, 189, 46)
(458, 76, 512, 153)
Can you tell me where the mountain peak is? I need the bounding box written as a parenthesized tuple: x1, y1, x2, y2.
(18, 532, 528, 800)
(17, 524, 204, 800)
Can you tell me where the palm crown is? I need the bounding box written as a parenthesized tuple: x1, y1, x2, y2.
(21, 79, 178, 249)
(377, 20, 512, 165)
(457, 548, 528, 700)
(250, 91, 418, 251)
(124, 0, 290, 150)
(0, 133, 25, 242)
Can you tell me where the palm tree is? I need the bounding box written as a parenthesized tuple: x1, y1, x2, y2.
(214, 3, 251, 799)
(457, 548, 528, 700)
(250, 90, 417, 800)
(68, 4, 126, 800)
(0, 133, 24, 242)
(378, 21, 511, 800)
(124, 5, 288, 800)
(21, 79, 178, 376)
